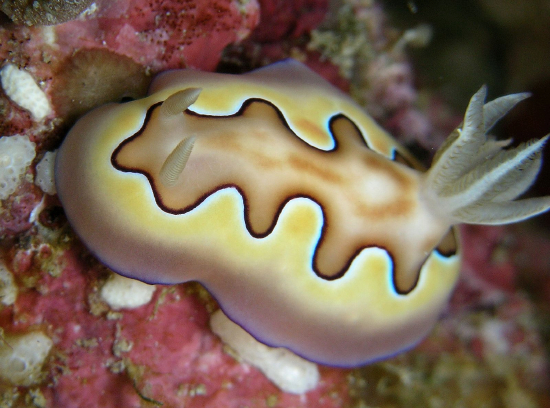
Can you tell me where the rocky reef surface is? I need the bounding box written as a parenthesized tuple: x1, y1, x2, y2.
(0, 0, 548, 407)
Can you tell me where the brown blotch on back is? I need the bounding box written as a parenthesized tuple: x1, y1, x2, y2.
(287, 154, 343, 183)
(113, 98, 437, 294)
(293, 117, 333, 148)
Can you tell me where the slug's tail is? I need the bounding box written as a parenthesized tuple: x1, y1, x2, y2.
(421, 86, 550, 225)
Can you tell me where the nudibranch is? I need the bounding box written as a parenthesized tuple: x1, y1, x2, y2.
(55, 59, 550, 367)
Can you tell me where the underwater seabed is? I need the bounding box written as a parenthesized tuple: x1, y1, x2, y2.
(0, 0, 549, 407)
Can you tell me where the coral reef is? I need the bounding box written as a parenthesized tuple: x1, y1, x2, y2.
(0, 331, 53, 386)
(0, 0, 260, 146)
(0, 239, 350, 407)
(1, 0, 94, 26)
(306, 0, 437, 154)
(0, 0, 548, 407)
(251, 0, 329, 42)
(50, 49, 151, 125)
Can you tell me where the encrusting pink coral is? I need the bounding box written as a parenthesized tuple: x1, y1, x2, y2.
(53, 0, 260, 71)
(0, 0, 260, 149)
(0, 246, 351, 407)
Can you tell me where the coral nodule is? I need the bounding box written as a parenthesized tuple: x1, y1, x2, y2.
(50, 48, 151, 125)
(0, 0, 94, 26)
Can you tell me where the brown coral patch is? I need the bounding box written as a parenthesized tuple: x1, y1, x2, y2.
(50, 48, 151, 126)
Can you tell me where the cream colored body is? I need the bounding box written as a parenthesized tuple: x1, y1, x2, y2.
(56, 61, 475, 366)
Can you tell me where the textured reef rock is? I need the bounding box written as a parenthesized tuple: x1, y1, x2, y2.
(1, 0, 95, 26)
(0, 0, 260, 141)
(0, 0, 549, 407)
(0, 244, 349, 407)
(0, 0, 261, 238)
(0, 0, 261, 72)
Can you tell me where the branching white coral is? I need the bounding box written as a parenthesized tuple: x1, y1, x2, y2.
(0, 64, 52, 121)
(421, 86, 550, 225)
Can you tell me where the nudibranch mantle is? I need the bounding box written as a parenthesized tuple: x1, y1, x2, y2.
(55, 59, 550, 367)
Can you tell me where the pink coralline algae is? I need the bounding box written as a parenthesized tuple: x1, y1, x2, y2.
(251, 0, 329, 42)
(53, 0, 260, 71)
(0, 0, 260, 145)
(1, 241, 350, 407)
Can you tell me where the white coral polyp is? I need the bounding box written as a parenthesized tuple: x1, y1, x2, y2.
(0, 331, 53, 386)
(35, 150, 57, 195)
(0, 64, 52, 121)
(100, 274, 156, 310)
(0, 258, 17, 306)
(210, 310, 320, 394)
(0, 135, 36, 199)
